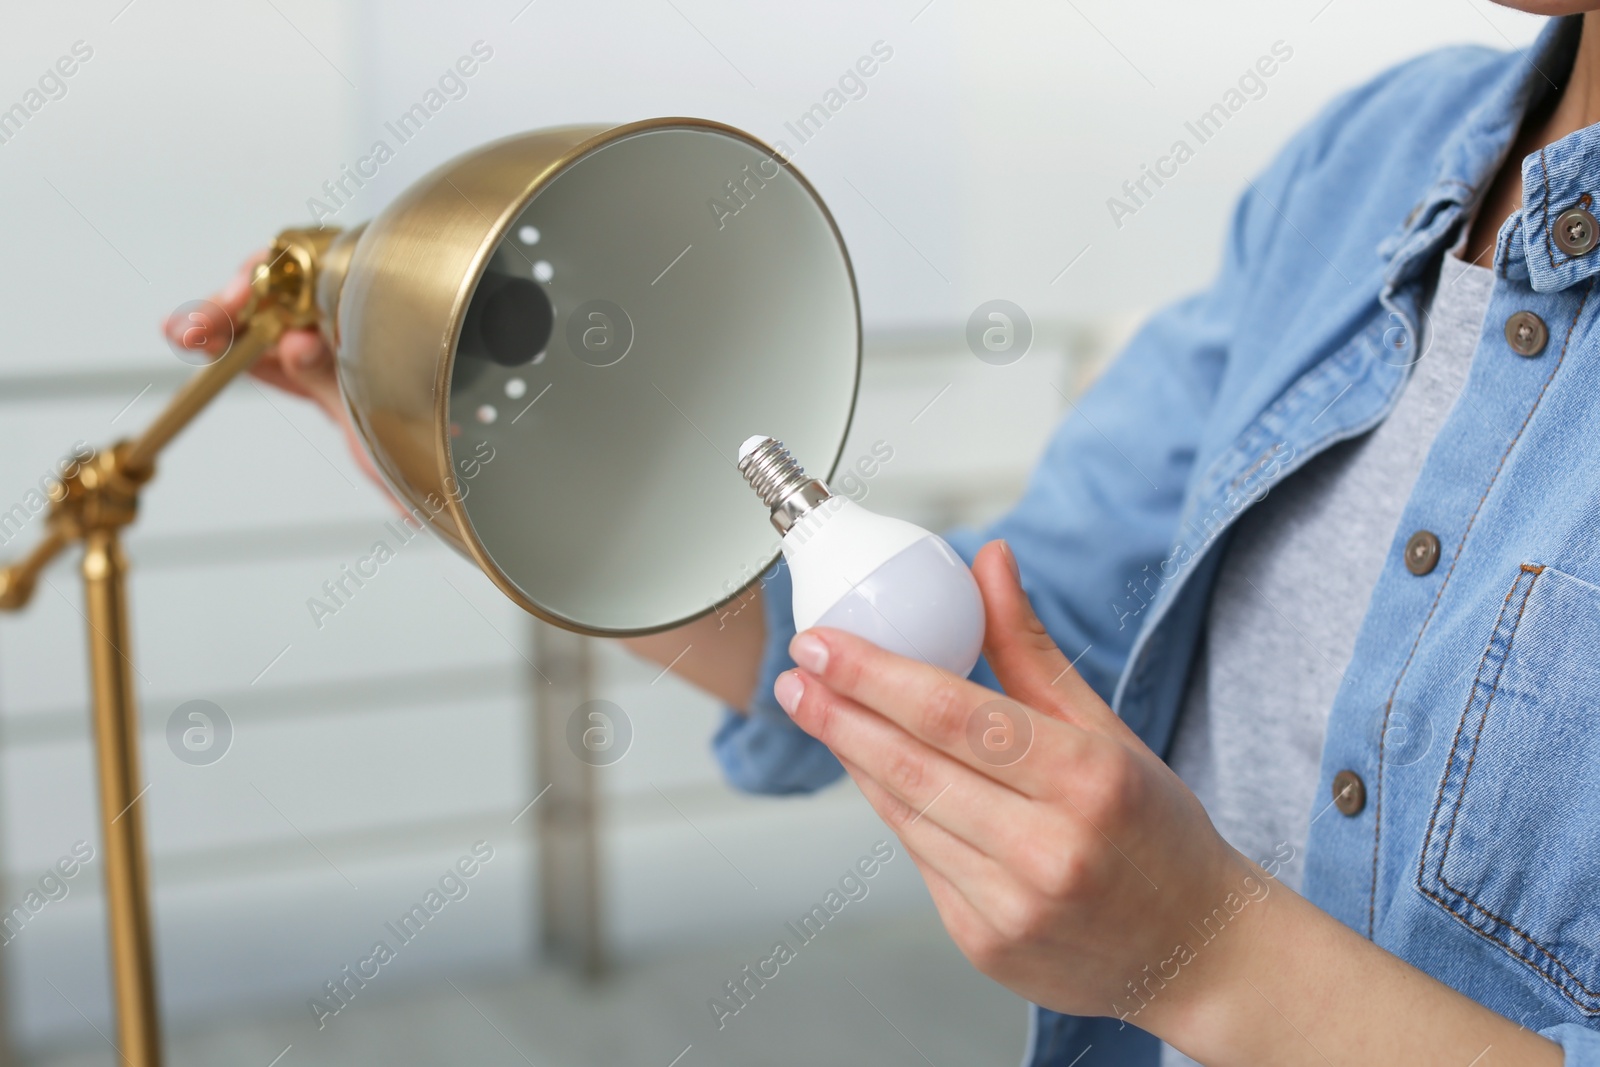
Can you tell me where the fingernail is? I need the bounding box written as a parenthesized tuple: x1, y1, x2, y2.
(774, 670, 804, 715)
(1000, 540, 1021, 582)
(790, 632, 829, 674)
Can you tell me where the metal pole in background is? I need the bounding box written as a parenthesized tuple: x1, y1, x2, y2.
(531, 622, 604, 979)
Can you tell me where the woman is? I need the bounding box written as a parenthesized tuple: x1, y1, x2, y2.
(177, 5, 1600, 1063)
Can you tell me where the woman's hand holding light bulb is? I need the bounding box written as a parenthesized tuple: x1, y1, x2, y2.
(740, 440, 1266, 1042)
(771, 540, 1250, 1033)
(769, 542, 1555, 1066)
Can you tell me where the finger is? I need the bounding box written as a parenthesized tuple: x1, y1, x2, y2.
(974, 541, 1134, 741)
(162, 253, 264, 356)
(837, 755, 1007, 949)
(903, 848, 1007, 966)
(834, 753, 1023, 934)
(787, 627, 1088, 795)
(780, 668, 1039, 856)
(163, 300, 237, 360)
(974, 541, 1090, 712)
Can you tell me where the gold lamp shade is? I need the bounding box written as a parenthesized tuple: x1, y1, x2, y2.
(317, 118, 861, 635)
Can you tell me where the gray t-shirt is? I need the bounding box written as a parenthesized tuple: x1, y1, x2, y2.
(1158, 252, 1494, 1065)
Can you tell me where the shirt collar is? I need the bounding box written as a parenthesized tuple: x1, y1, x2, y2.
(1381, 16, 1587, 292)
(1504, 127, 1600, 290)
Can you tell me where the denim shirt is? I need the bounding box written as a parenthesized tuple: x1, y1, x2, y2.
(713, 16, 1600, 1065)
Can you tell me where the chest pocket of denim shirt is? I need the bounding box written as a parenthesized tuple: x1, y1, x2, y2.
(1418, 564, 1600, 1015)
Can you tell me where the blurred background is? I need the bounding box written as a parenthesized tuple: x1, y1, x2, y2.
(0, 1, 1542, 1064)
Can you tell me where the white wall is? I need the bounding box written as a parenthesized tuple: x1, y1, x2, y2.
(0, 0, 1543, 1056)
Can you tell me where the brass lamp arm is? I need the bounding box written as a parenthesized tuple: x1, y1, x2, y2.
(0, 525, 69, 609)
(0, 307, 281, 612)
(125, 225, 335, 474)
(0, 226, 336, 610)
(122, 303, 284, 474)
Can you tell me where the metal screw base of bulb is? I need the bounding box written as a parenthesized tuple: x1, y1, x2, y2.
(738, 438, 832, 535)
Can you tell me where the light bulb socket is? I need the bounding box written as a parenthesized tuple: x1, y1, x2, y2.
(738, 437, 832, 535)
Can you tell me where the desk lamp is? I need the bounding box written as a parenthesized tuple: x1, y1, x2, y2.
(0, 118, 861, 1066)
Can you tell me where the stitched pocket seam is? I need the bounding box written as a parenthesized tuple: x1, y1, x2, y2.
(1416, 564, 1600, 1015)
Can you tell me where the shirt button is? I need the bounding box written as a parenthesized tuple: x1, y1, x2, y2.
(1504, 310, 1549, 357)
(1332, 770, 1366, 816)
(1554, 205, 1599, 256)
(1404, 530, 1441, 575)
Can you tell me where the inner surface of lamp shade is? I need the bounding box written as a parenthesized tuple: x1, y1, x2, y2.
(445, 125, 859, 634)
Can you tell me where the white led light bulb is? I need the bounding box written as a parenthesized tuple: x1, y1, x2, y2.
(738, 436, 984, 676)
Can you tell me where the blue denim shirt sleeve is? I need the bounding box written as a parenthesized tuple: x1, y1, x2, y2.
(1545, 1022, 1600, 1065)
(941, 280, 1236, 704)
(711, 559, 846, 795)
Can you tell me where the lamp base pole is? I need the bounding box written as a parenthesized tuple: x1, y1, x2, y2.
(0, 230, 331, 1067)
(82, 527, 161, 1067)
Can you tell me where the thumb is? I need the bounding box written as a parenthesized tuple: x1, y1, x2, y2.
(973, 540, 1132, 739)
